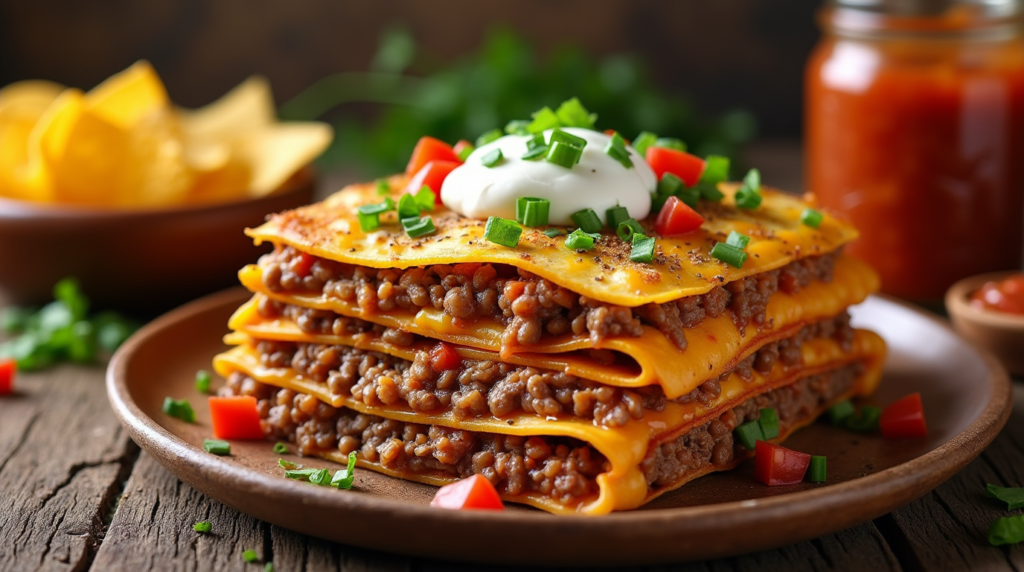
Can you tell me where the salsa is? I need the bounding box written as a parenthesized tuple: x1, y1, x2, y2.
(806, 7, 1024, 301)
(970, 273, 1024, 315)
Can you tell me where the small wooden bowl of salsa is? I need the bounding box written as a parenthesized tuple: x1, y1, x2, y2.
(947, 271, 1024, 376)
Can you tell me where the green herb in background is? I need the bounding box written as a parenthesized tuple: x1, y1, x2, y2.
(0, 278, 138, 371)
(279, 27, 755, 177)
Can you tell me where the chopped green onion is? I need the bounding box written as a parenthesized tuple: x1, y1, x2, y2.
(654, 137, 686, 152)
(162, 397, 195, 423)
(986, 484, 1024, 510)
(734, 420, 765, 450)
(481, 148, 504, 167)
(375, 178, 390, 196)
(989, 514, 1024, 546)
(484, 217, 522, 248)
(653, 173, 683, 211)
(504, 119, 530, 135)
(273, 442, 288, 454)
(194, 370, 212, 394)
(827, 401, 856, 425)
(547, 140, 585, 168)
(521, 144, 549, 161)
(278, 459, 300, 470)
(616, 219, 644, 242)
(678, 187, 701, 209)
(844, 405, 882, 432)
(809, 456, 827, 483)
(700, 155, 730, 185)
(605, 132, 633, 168)
(571, 209, 603, 233)
(357, 197, 395, 215)
(543, 228, 565, 238)
(550, 128, 587, 149)
(357, 211, 380, 232)
(697, 182, 725, 202)
(801, 208, 824, 228)
(758, 408, 780, 440)
(193, 521, 212, 533)
(265, 563, 275, 572)
(632, 131, 658, 156)
(456, 143, 475, 162)
(203, 439, 231, 456)
(0, 306, 31, 333)
(243, 550, 259, 563)
(475, 129, 503, 147)
(726, 231, 750, 250)
(527, 106, 561, 133)
(516, 197, 550, 227)
(554, 97, 597, 129)
(525, 132, 545, 149)
(397, 193, 421, 220)
(414, 186, 435, 212)
(630, 234, 656, 263)
(564, 229, 598, 251)
(735, 185, 762, 210)
(606, 206, 630, 229)
(331, 451, 358, 489)
(711, 242, 748, 268)
(402, 216, 436, 238)
(284, 467, 318, 481)
(744, 168, 761, 191)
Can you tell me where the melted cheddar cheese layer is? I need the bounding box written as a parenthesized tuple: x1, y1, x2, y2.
(246, 177, 858, 307)
(235, 255, 878, 398)
(214, 329, 885, 515)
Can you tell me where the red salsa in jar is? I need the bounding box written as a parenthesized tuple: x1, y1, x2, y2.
(970, 273, 1024, 315)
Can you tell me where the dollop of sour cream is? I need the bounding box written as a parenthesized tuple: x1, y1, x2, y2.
(440, 128, 656, 225)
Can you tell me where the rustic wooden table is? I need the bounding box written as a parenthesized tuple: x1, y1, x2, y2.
(4, 155, 1024, 571)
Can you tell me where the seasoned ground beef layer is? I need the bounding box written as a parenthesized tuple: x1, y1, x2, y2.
(249, 312, 854, 428)
(259, 246, 839, 350)
(223, 362, 861, 509)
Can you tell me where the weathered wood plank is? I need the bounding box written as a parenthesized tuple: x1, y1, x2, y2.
(880, 383, 1024, 572)
(0, 365, 136, 572)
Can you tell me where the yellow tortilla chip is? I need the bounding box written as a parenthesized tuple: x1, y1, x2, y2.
(86, 60, 169, 129)
(0, 80, 64, 200)
(180, 75, 275, 143)
(238, 123, 332, 197)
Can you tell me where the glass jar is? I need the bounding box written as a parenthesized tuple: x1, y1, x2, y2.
(806, 0, 1024, 302)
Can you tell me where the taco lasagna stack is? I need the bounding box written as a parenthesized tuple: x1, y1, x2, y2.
(214, 124, 884, 515)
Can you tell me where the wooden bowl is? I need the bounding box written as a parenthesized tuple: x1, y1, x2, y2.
(946, 271, 1024, 376)
(0, 168, 314, 314)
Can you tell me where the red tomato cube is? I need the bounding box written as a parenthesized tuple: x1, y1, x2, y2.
(406, 136, 460, 177)
(880, 392, 927, 439)
(431, 474, 504, 511)
(405, 160, 461, 203)
(754, 441, 811, 486)
(0, 359, 15, 395)
(654, 195, 704, 236)
(209, 396, 265, 440)
(645, 147, 706, 186)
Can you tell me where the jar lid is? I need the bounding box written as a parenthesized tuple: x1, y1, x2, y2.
(831, 0, 1019, 18)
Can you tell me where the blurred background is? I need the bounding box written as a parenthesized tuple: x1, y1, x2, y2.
(0, 0, 816, 188)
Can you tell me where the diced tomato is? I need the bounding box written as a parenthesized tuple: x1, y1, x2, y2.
(880, 392, 927, 439)
(429, 342, 462, 373)
(406, 136, 460, 177)
(0, 359, 15, 395)
(654, 195, 704, 236)
(430, 474, 504, 511)
(452, 139, 474, 159)
(209, 396, 265, 440)
(405, 160, 461, 203)
(291, 252, 316, 278)
(754, 441, 811, 486)
(645, 147, 706, 186)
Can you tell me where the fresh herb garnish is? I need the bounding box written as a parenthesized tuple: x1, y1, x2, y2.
(629, 234, 656, 263)
(809, 456, 827, 483)
(0, 278, 137, 371)
(273, 442, 289, 454)
(734, 420, 765, 450)
(759, 408, 780, 440)
(827, 400, 855, 425)
(278, 459, 301, 470)
(801, 208, 824, 228)
(844, 406, 882, 432)
(480, 148, 504, 167)
(986, 484, 1024, 510)
(413, 186, 435, 212)
(616, 219, 644, 242)
(375, 178, 390, 196)
(604, 132, 633, 169)
(516, 197, 550, 227)
(570, 208, 603, 233)
(725, 231, 751, 250)
(989, 515, 1024, 546)
(193, 521, 212, 533)
(243, 550, 259, 563)
(564, 229, 599, 251)
(402, 216, 436, 238)
(735, 168, 763, 210)
(331, 452, 358, 490)
(711, 242, 748, 268)
(632, 131, 658, 156)
(543, 228, 565, 238)
(606, 205, 630, 230)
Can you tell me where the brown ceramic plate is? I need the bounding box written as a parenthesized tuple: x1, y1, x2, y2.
(107, 289, 1011, 566)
